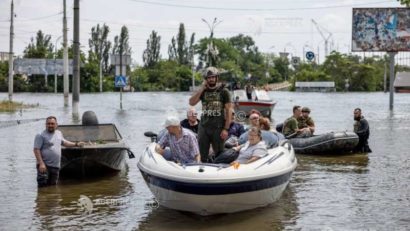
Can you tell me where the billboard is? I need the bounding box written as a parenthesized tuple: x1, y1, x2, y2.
(13, 58, 73, 75)
(352, 8, 410, 52)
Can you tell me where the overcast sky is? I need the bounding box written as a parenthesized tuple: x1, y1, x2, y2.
(0, 0, 403, 65)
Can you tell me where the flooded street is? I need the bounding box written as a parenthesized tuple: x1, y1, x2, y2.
(0, 91, 409, 230)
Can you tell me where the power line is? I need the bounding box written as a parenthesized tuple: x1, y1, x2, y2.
(18, 12, 63, 21)
(128, 0, 393, 11)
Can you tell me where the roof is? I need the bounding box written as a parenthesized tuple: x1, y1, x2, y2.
(394, 72, 410, 87)
(295, 81, 335, 88)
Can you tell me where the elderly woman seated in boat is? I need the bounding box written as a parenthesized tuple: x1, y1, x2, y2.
(231, 127, 268, 165)
(239, 112, 284, 148)
(248, 110, 270, 131)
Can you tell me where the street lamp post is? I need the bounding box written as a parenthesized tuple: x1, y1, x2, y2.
(54, 36, 62, 93)
(201, 18, 222, 67)
(99, 58, 103, 92)
(284, 42, 297, 58)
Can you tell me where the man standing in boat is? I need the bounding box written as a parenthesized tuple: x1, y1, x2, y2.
(189, 67, 232, 162)
(33, 116, 84, 187)
(353, 108, 372, 153)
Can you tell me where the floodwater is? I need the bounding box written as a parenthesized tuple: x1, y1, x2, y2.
(0, 91, 409, 230)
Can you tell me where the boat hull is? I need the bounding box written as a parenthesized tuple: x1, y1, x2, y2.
(138, 142, 296, 215)
(141, 173, 291, 215)
(289, 131, 359, 155)
(61, 147, 127, 176)
(235, 101, 276, 117)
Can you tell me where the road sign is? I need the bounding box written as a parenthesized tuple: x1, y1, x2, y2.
(279, 52, 289, 59)
(115, 75, 127, 88)
(306, 51, 315, 61)
(291, 57, 301, 66)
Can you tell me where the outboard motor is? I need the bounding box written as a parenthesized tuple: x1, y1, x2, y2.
(82, 111, 99, 125)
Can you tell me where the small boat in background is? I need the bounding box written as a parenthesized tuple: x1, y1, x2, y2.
(233, 89, 276, 117)
(138, 139, 296, 215)
(59, 111, 134, 177)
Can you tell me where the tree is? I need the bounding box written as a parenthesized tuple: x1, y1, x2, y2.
(397, 0, 410, 6)
(168, 23, 195, 65)
(23, 30, 54, 58)
(88, 24, 112, 73)
(112, 26, 131, 57)
(228, 34, 264, 72)
(143, 30, 161, 68)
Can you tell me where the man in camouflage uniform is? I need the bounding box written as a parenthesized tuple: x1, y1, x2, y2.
(282, 105, 311, 138)
(298, 107, 315, 136)
(353, 108, 372, 153)
(189, 67, 232, 162)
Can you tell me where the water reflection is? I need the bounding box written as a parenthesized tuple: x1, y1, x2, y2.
(296, 153, 369, 173)
(33, 169, 132, 230)
(137, 185, 299, 231)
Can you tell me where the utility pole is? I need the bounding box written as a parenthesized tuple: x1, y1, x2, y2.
(120, 51, 123, 110)
(54, 36, 62, 93)
(8, 0, 14, 102)
(99, 58, 103, 92)
(383, 61, 387, 93)
(389, 52, 396, 110)
(63, 0, 69, 107)
(72, 0, 80, 119)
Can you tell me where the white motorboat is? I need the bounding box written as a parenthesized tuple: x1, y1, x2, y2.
(233, 89, 276, 117)
(137, 140, 297, 215)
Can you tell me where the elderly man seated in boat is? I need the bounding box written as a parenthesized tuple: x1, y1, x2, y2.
(155, 116, 201, 164)
(230, 127, 268, 166)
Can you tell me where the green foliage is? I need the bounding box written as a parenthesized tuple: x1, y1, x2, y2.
(88, 23, 112, 73)
(0, 62, 8, 91)
(143, 31, 161, 68)
(113, 26, 131, 56)
(23, 30, 54, 58)
(397, 0, 410, 7)
(292, 51, 390, 92)
(80, 62, 99, 92)
(168, 23, 195, 66)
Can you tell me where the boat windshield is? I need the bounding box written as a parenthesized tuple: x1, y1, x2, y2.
(233, 90, 247, 100)
(253, 90, 271, 101)
(59, 124, 121, 142)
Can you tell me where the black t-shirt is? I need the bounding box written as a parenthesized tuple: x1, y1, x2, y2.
(199, 86, 231, 127)
(180, 119, 200, 134)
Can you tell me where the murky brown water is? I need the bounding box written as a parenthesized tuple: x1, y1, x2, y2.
(0, 91, 409, 230)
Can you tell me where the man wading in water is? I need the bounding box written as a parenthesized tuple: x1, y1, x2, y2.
(33, 116, 84, 187)
(189, 67, 232, 162)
